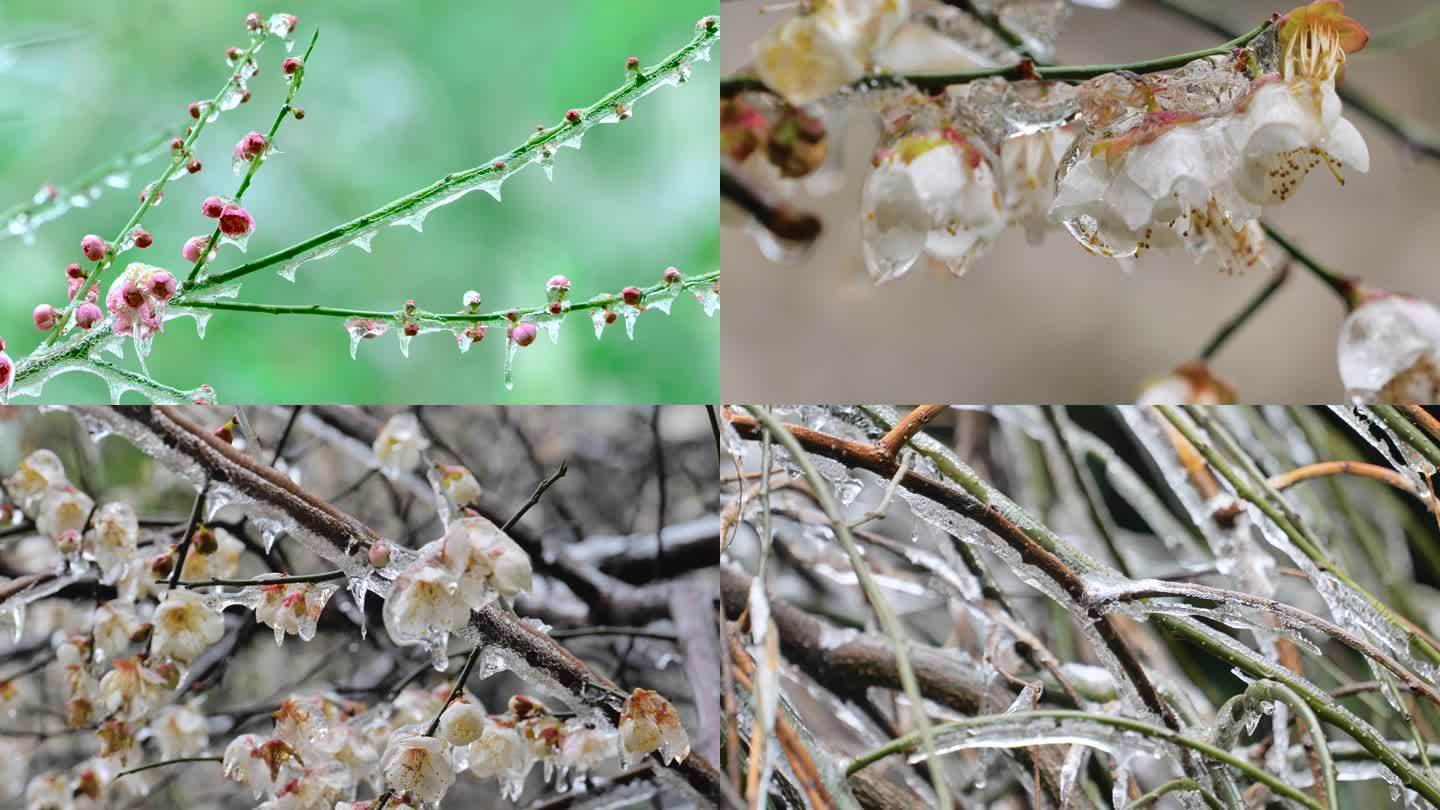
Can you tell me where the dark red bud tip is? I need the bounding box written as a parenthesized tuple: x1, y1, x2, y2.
(133, 229, 153, 249)
(492, 160, 506, 171)
(604, 309, 617, 325)
(565, 109, 582, 124)
(282, 57, 303, 75)
(187, 160, 203, 174)
(548, 302, 562, 315)
(626, 56, 640, 70)
(241, 90, 253, 105)
(226, 47, 243, 61)
(663, 266, 682, 284)
(170, 137, 185, 151)
(66, 263, 85, 279)
(189, 101, 203, 119)
(621, 286, 642, 307)
(403, 322, 419, 337)
(290, 106, 303, 119)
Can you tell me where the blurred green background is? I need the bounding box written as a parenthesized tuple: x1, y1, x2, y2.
(0, 0, 718, 403)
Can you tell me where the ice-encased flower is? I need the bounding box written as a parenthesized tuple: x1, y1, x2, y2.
(179, 525, 244, 581)
(999, 124, 1075, 243)
(468, 717, 530, 782)
(4, 449, 68, 514)
(1225, 75, 1368, 207)
(90, 601, 140, 660)
(1136, 361, 1238, 405)
(383, 562, 472, 646)
(751, 0, 909, 105)
(97, 657, 166, 720)
(223, 734, 303, 798)
(255, 762, 351, 810)
(861, 129, 1007, 282)
(151, 588, 225, 662)
(254, 579, 336, 644)
(619, 688, 689, 765)
(380, 731, 455, 805)
(1337, 292, 1440, 401)
(559, 723, 618, 774)
(153, 704, 209, 759)
(437, 465, 482, 510)
(36, 485, 95, 541)
(438, 516, 534, 605)
(373, 412, 429, 479)
(438, 699, 487, 746)
(105, 263, 175, 345)
(84, 502, 138, 582)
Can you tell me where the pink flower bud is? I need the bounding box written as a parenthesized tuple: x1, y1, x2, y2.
(237, 132, 267, 159)
(465, 324, 488, 343)
(219, 205, 254, 237)
(0, 352, 12, 388)
(182, 235, 212, 263)
(188, 101, 204, 119)
(75, 302, 102, 330)
(147, 272, 177, 301)
(132, 229, 153, 249)
(546, 275, 571, 294)
(201, 196, 225, 218)
(290, 106, 304, 119)
(139, 183, 162, 206)
(663, 266, 681, 284)
(187, 159, 203, 174)
(491, 160, 506, 171)
(604, 309, 618, 325)
(548, 301, 563, 315)
(621, 287, 643, 307)
(565, 109, 581, 124)
(66, 263, 85, 279)
(32, 304, 56, 331)
(122, 282, 144, 309)
(67, 277, 84, 300)
(509, 321, 538, 347)
(245, 12, 263, 30)
(403, 322, 419, 337)
(282, 57, 303, 75)
(368, 542, 391, 569)
(463, 290, 482, 309)
(626, 56, 640, 71)
(170, 137, 185, 151)
(81, 235, 107, 262)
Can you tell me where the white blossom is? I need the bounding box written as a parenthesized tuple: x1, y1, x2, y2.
(373, 412, 429, 479)
(83, 502, 138, 583)
(151, 588, 225, 662)
(752, 0, 909, 105)
(90, 601, 140, 661)
(437, 464, 482, 511)
(382, 561, 472, 647)
(36, 485, 94, 542)
(1337, 292, 1440, 401)
(380, 731, 455, 805)
(619, 688, 689, 766)
(254, 580, 336, 645)
(4, 449, 69, 514)
(468, 717, 531, 783)
(223, 734, 303, 798)
(438, 699, 487, 746)
(153, 704, 209, 759)
(96, 657, 166, 720)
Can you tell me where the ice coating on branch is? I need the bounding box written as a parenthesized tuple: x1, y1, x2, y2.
(2, 137, 173, 246)
(1336, 292, 1440, 401)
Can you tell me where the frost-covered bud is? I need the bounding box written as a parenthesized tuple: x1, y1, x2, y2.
(620, 688, 689, 764)
(439, 700, 487, 746)
(32, 304, 56, 331)
(621, 286, 643, 307)
(219, 205, 254, 237)
(215, 417, 236, 444)
(226, 46, 243, 62)
(603, 308, 618, 325)
(66, 262, 85, 279)
(192, 523, 217, 555)
(188, 100, 205, 119)
(237, 132, 268, 160)
(381, 732, 455, 804)
(132, 228, 153, 249)
(403, 321, 420, 337)
(202, 196, 226, 218)
(565, 108, 582, 124)
(373, 412, 428, 478)
(71, 301, 101, 332)
(151, 589, 224, 662)
(491, 159, 506, 171)
(663, 267, 682, 285)
(546, 275, 570, 295)
(368, 541, 391, 569)
(1337, 289, 1440, 401)
(139, 183, 162, 206)
(626, 55, 640, 72)
(282, 56, 303, 75)
(182, 235, 213, 263)
(149, 552, 175, 579)
(463, 290, 482, 310)
(147, 271, 177, 301)
(170, 136, 185, 151)
(0, 352, 10, 389)
(509, 321, 537, 347)
(81, 234, 107, 261)
(438, 465, 482, 509)
(465, 324, 488, 344)
(244, 12, 263, 30)
(188, 159, 203, 174)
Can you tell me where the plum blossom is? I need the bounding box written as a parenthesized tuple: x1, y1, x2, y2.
(1136, 361, 1238, 405)
(383, 561, 473, 648)
(105, 263, 177, 348)
(253, 578, 337, 644)
(83, 502, 138, 582)
(150, 588, 225, 662)
(90, 601, 140, 660)
(373, 412, 429, 479)
(5, 449, 69, 514)
(559, 724, 618, 775)
(153, 703, 209, 759)
(1336, 290, 1440, 401)
(468, 717, 530, 783)
(380, 730, 455, 805)
(224, 734, 304, 798)
(97, 657, 167, 720)
(36, 485, 94, 542)
(438, 699, 487, 746)
(751, 0, 910, 105)
(861, 127, 1007, 283)
(437, 464, 482, 511)
(619, 688, 689, 766)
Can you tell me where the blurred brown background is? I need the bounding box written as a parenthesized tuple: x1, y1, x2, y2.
(721, 0, 1440, 402)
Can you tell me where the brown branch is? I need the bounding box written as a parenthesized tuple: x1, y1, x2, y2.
(876, 405, 947, 460)
(721, 168, 822, 244)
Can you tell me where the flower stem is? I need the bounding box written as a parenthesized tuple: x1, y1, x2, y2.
(114, 755, 222, 778)
(1259, 223, 1353, 305)
(720, 21, 1268, 96)
(843, 709, 1323, 810)
(169, 569, 345, 588)
(1199, 263, 1290, 360)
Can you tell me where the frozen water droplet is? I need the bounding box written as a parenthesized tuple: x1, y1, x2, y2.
(345, 318, 389, 360)
(219, 230, 251, 253)
(620, 305, 640, 341)
(693, 286, 720, 317)
(398, 329, 413, 359)
(351, 231, 376, 253)
(278, 263, 298, 283)
(646, 284, 681, 315)
(504, 338, 522, 390)
(479, 179, 503, 202)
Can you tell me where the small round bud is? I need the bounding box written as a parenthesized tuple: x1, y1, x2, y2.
(463, 290, 482, 309)
(32, 304, 56, 331)
(148, 271, 177, 301)
(138, 184, 161, 206)
(548, 301, 563, 315)
(66, 263, 85, 279)
(626, 56, 640, 71)
(218, 205, 255, 237)
(226, 46, 243, 61)
(621, 286, 643, 307)
(368, 542, 391, 569)
(170, 137, 185, 151)
(132, 229, 153, 249)
(192, 524, 217, 555)
(182, 235, 212, 263)
(290, 105, 304, 119)
(465, 324, 488, 343)
(663, 266, 681, 284)
(403, 321, 419, 337)
(546, 275, 571, 294)
(187, 159, 203, 174)
(699, 15, 719, 33)
(510, 321, 538, 347)
(565, 108, 582, 124)
(149, 553, 174, 578)
(215, 418, 235, 444)
(604, 309, 618, 325)
(491, 160, 506, 171)
(202, 196, 225, 218)
(188, 101, 204, 119)
(81, 234, 107, 262)
(238, 132, 268, 159)
(75, 302, 103, 330)
(245, 12, 263, 30)
(282, 57, 303, 75)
